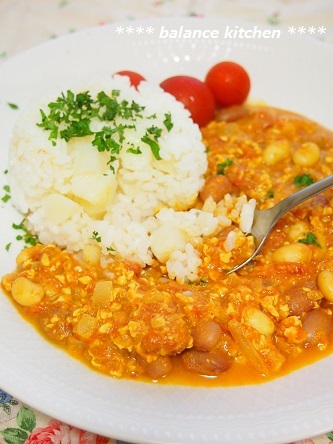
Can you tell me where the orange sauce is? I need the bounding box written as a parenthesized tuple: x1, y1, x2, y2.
(3, 105, 333, 386)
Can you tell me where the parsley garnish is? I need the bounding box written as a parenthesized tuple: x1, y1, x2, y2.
(298, 232, 321, 248)
(126, 145, 142, 155)
(217, 159, 233, 175)
(8, 102, 19, 110)
(294, 173, 314, 188)
(163, 113, 173, 131)
(37, 89, 166, 170)
(92, 231, 102, 243)
(1, 185, 10, 203)
(141, 125, 162, 160)
(12, 219, 39, 247)
(267, 189, 275, 198)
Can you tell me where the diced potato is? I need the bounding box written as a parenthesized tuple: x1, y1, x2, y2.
(11, 276, 45, 306)
(44, 194, 81, 224)
(74, 314, 97, 339)
(92, 280, 114, 307)
(150, 224, 187, 263)
(71, 174, 117, 208)
(151, 158, 176, 173)
(73, 146, 110, 176)
(120, 144, 152, 171)
(82, 244, 101, 266)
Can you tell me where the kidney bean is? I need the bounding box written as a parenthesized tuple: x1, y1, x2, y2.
(192, 320, 223, 351)
(288, 290, 313, 316)
(199, 175, 233, 203)
(302, 308, 333, 347)
(143, 355, 172, 380)
(215, 105, 249, 122)
(181, 348, 231, 376)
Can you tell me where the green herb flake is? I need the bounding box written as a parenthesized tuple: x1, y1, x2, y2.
(8, 102, 19, 110)
(298, 232, 321, 248)
(1, 194, 10, 203)
(267, 189, 275, 198)
(107, 246, 116, 252)
(5, 242, 11, 251)
(92, 231, 102, 243)
(217, 159, 233, 175)
(141, 125, 163, 160)
(294, 173, 315, 188)
(163, 112, 173, 132)
(127, 145, 142, 155)
(12, 219, 39, 247)
(141, 134, 161, 160)
(37, 89, 152, 170)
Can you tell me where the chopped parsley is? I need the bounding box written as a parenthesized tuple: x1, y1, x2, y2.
(126, 145, 142, 155)
(141, 125, 162, 160)
(298, 232, 321, 248)
(37, 89, 169, 170)
(91, 231, 102, 243)
(294, 173, 314, 188)
(1, 185, 10, 203)
(8, 102, 19, 110)
(163, 112, 173, 131)
(217, 159, 233, 175)
(267, 189, 275, 198)
(12, 219, 39, 247)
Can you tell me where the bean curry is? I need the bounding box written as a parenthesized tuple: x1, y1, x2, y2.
(3, 105, 333, 385)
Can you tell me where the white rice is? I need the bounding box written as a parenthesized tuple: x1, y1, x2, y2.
(9, 74, 256, 282)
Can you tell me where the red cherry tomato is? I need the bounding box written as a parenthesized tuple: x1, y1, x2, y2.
(114, 70, 145, 88)
(160, 75, 215, 127)
(205, 61, 250, 107)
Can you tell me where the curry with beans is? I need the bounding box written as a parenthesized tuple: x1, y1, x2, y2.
(3, 105, 333, 385)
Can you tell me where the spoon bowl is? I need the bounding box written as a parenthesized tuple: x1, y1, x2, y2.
(228, 174, 333, 273)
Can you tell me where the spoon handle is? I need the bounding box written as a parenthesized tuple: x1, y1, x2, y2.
(273, 173, 333, 220)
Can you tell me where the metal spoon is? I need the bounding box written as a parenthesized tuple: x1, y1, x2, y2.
(227, 174, 333, 273)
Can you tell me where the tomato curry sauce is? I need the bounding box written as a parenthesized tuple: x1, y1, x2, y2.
(3, 105, 333, 386)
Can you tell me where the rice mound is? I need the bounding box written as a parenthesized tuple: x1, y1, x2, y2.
(9, 75, 255, 282)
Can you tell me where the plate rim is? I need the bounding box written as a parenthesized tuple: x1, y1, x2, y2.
(1, 16, 333, 444)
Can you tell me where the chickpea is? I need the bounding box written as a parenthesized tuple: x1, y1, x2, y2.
(16, 248, 33, 266)
(199, 175, 233, 203)
(287, 221, 309, 242)
(272, 242, 312, 264)
(263, 140, 290, 166)
(292, 142, 320, 167)
(317, 270, 333, 302)
(242, 307, 275, 335)
(11, 276, 45, 307)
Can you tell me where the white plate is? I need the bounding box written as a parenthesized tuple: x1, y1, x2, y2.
(1, 17, 333, 444)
